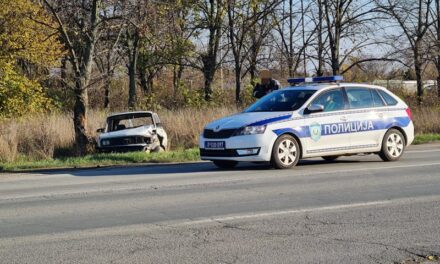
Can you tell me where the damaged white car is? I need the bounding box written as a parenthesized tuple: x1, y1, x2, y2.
(96, 111, 167, 153)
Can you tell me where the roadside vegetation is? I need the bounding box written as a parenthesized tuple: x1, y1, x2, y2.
(0, 148, 200, 172)
(1, 0, 440, 171)
(1, 99, 439, 171)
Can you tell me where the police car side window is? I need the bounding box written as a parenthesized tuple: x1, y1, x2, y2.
(311, 89, 345, 112)
(371, 89, 386, 107)
(346, 87, 375, 109)
(378, 90, 398, 106)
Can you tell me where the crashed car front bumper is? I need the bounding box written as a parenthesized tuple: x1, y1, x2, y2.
(98, 144, 151, 153)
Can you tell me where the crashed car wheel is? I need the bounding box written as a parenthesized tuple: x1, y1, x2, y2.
(212, 160, 238, 169)
(152, 146, 165, 153)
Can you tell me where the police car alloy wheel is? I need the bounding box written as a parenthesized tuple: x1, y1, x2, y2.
(379, 129, 406, 161)
(213, 160, 238, 169)
(271, 134, 300, 169)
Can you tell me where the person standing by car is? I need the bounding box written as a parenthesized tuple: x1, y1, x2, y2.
(252, 69, 281, 99)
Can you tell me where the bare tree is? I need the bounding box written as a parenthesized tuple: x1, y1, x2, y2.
(192, 0, 226, 101)
(272, 0, 315, 77)
(95, 15, 124, 109)
(227, 0, 280, 103)
(323, 0, 383, 75)
(42, 0, 106, 155)
(377, 0, 434, 103)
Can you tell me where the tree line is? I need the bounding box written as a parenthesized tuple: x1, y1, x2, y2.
(0, 0, 439, 155)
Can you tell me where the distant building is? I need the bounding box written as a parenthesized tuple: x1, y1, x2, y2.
(372, 80, 436, 93)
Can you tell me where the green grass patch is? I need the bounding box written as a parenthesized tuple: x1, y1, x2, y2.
(0, 148, 200, 172)
(413, 134, 440, 145)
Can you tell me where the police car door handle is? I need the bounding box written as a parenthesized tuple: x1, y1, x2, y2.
(378, 113, 384, 118)
(340, 116, 347, 122)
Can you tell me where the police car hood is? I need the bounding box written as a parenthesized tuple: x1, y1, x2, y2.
(205, 112, 293, 130)
(99, 125, 155, 139)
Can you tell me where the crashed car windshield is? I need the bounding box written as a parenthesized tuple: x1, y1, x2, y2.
(244, 89, 316, 112)
(107, 113, 154, 132)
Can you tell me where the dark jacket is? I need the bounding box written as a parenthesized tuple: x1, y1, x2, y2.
(253, 79, 281, 99)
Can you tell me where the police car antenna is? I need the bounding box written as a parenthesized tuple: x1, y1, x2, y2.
(287, 75, 344, 86)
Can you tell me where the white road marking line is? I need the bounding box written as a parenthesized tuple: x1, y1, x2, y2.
(406, 149, 440, 153)
(1, 162, 440, 201)
(1, 195, 440, 245)
(177, 195, 440, 226)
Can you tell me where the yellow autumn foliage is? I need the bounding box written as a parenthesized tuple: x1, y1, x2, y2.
(0, 0, 63, 118)
(0, 61, 53, 118)
(0, 0, 64, 65)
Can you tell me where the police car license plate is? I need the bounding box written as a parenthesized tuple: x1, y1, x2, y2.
(205, 141, 225, 149)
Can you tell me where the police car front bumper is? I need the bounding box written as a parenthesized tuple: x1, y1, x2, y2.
(199, 134, 274, 162)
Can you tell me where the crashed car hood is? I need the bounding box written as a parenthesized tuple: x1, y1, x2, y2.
(99, 125, 154, 139)
(205, 111, 293, 130)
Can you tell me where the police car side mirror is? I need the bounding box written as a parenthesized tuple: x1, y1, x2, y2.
(306, 104, 324, 114)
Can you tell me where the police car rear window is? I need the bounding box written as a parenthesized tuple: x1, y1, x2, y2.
(378, 90, 398, 106)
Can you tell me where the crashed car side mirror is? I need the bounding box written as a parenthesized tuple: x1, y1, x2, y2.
(305, 104, 324, 114)
(96, 128, 105, 133)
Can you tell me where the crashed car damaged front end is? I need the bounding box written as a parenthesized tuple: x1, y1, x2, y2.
(96, 111, 167, 153)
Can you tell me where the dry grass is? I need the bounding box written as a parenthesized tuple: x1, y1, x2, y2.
(0, 105, 438, 163)
(0, 107, 238, 162)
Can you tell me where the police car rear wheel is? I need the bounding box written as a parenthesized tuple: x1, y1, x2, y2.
(213, 160, 238, 169)
(271, 135, 300, 169)
(379, 129, 405, 161)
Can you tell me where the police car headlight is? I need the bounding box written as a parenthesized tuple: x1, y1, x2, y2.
(234, 125, 266, 136)
(102, 140, 110, 146)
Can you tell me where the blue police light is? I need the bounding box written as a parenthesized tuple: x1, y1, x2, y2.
(287, 75, 344, 84)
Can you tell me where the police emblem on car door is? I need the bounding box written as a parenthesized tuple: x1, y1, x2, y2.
(309, 122, 321, 142)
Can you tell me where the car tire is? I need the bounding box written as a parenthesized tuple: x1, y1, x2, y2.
(322, 155, 339, 162)
(379, 128, 406, 162)
(271, 134, 300, 169)
(152, 145, 165, 153)
(212, 160, 238, 169)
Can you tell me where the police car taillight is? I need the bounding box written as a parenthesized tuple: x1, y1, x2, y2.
(406, 108, 412, 120)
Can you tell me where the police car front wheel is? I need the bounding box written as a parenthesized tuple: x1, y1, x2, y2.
(379, 129, 406, 162)
(271, 134, 301, 169)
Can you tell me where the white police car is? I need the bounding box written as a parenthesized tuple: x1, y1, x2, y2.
(199, 76, 414, 169)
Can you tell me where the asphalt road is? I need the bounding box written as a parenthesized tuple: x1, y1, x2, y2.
(1, 143, 440, 264)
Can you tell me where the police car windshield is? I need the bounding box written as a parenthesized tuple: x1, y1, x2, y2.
(245, 89, 316, 112)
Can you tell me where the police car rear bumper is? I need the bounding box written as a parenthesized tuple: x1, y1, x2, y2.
(199, 134, 273, 162)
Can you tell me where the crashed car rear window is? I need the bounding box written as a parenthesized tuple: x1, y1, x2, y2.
(107, 114, 154, 132)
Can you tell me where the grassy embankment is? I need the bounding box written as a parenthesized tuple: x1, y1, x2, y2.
(1, 101, 439, 172)
(0, 135, 438, 172)
(0, 148, 200, 172)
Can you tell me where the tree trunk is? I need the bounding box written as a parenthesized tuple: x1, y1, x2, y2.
(436, 0, 440, 98)
(235, 63, 241, 103)
(414, 40, 423, 104)
(331, 46, 340, 75)
(73, 80, 91, 156)
(414, 46, 423, 104)
(173, 64, 184, 97)
(203, 71, 214, 101)
(437, 74, 440, 98)
(139, 68, 149, 94)
(203, 56, 215, 101)
(104, 78, 110, 109)
(317, 0, 324, 76)
(127, 34, 139, 109)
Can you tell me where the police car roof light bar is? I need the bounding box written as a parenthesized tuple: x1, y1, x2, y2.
(287, 75, 343, 84)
